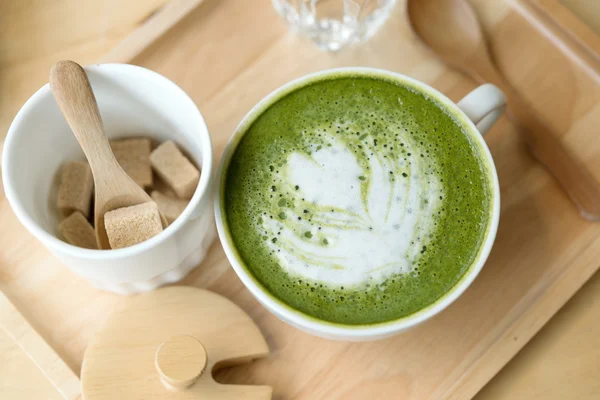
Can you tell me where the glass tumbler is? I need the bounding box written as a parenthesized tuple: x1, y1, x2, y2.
(272, 0, 398, 52)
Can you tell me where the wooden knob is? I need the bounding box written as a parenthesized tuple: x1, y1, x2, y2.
(155, 335, 207, 390)
(82, 287, 271, 399)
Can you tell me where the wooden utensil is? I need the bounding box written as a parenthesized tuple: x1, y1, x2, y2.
(49, 60, 167, 249)
(0, 291, 81, 399)
(81, 286, 271, 399)
(406, 0, 600, 221)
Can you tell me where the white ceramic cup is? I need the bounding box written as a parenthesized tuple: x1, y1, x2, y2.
(2, 64, 215, 295)
(215, 67, 504, 341)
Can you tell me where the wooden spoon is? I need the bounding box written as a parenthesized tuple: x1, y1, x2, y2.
(49, 60, 167, 249)
(407, 0, 600, 221)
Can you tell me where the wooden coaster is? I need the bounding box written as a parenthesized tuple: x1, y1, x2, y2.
(81, 286, 271, 399)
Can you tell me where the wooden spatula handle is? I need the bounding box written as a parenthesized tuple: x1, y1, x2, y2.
(474, 59, 600, 221)
(499, 84, 600, 221)
(49, 60, 117, 172)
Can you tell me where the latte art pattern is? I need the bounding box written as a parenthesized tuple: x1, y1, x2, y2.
(224, 75, 492, 324)
(261, 128, 443, 287)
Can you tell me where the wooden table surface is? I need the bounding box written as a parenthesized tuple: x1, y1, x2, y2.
(1, 1, 599, 399)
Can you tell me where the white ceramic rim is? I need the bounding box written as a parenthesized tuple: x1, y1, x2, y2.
(2, 63, 213, 261)
(216, 67, 500, 338)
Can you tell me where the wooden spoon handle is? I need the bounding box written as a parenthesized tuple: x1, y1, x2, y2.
(498, 81, 600, 221)
(49, 60, 118, 172)
(469, 51, 600, 220)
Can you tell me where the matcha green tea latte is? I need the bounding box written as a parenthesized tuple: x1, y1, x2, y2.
(223, 74, 494, 325)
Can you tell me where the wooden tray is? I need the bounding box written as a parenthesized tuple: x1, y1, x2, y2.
(530, 0, 600, 57)
(1, 0, 599, 399)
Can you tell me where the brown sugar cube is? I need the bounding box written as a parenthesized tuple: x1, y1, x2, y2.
(110, 138, 153, 188)
(57, 161, 94, 218)
(150, 141, 199, 200)
(151, 191, 189, 225)
(59, 212, 98, 249)
(151, 173, 178, 198)
(104, 202, 163, 249)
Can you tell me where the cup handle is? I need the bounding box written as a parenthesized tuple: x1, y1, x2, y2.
(457, 84, 506, 136)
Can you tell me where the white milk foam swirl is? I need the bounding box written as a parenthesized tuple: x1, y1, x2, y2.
(262, 128, 443, 288)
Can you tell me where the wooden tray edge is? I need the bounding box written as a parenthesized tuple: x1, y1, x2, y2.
(519, 0, 600, 80)
(529, 0, 600, 57)
(100, 0, 206, 64)
(444, 234, 600, 399)
(0, 291, 81, 400)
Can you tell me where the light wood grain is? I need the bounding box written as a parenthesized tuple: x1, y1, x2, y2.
(0, 0, 169, 141)
(1, 0, 599, 399)
(101, 0, 206, 63)
(560, 0, 600, 37)
(155, 335, 207, 389)
(0, 291, 80, 399)
(532, 0, 600, 57)
(408, 0, 600, 221)
(517, 0, 600, 82)
(82, 286, 271, 399)
(475, 270, 600, 399)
